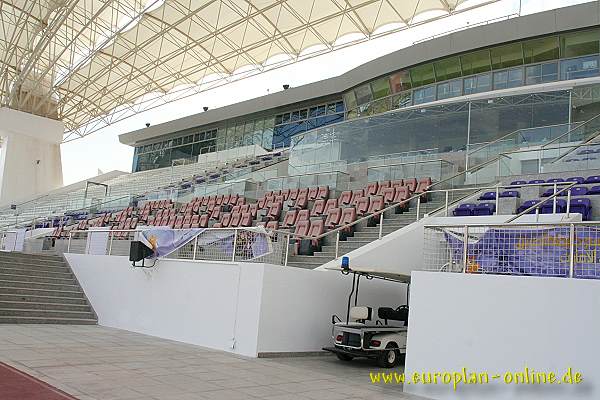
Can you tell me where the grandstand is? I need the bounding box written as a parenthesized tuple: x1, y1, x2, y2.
(2, 2, 600, 400)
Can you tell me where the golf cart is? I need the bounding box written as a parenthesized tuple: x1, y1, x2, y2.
(323, 257, 410, 368)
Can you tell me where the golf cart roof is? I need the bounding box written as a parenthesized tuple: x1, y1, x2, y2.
(325, 266, 410, 283)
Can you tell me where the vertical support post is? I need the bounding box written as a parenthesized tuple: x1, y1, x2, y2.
(284, 234, 291, 266)
(67, 231, 72, 253)
(465, 101, 472, 170)
(535, 208, 540, 222)
(378, 212, 384, 239)
(445, 191, 449, 216)
(462, 225, 469, 273)
(192, 236, 198, 261)
(566, 189, 571, 218)
(231, 229, 238, 262)
(495, 185, 500, 215)
(335, 231, 340, 258)
(569, 223, 575, 278)
(553, 183, 557, 213)
(108, 231, 114, 256)
(416, 197, 421, 221)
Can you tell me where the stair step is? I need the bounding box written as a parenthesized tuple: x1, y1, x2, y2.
(0, 273, 76, 285)
(0, 293, 88, 305)
(0, 301, 90, 312)
(0, 266, 73, 278)
(0, 286, 85, 299)
(0, 308, 95, 319)
(0, 260, 69, 269)
(0, 254, 64, 264)
(285, 262, 322, 269)
(287, 255, 334, 262)
(0, 253, 64, 261)
(0, 279, 81, 291)
(0, 316, 96, 325)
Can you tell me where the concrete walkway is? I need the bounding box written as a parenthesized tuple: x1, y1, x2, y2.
(0, 325, 428, 400)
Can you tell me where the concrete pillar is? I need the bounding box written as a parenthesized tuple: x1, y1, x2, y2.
(0, 108, 63, 205)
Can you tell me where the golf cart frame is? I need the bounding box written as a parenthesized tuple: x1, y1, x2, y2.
(323, 263, 410, 368)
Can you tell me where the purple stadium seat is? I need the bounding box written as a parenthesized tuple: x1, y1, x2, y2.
(569, 198, 592, 220)
(561, 186, 588, 197)
(588, 186, 600, 195)
(499, 190, 520, 198)
(565, 176, 585, 184)
(510, 180, 527, 187)
(474, 202, 496, 216)
(541, 188, 559, 197)
(585, 175, 600, 184)
(478, 191, 497, 201)
(528, 179, 545, 184)
(546, 178, 564, 183)
(540, 199, 567, 214)
(517, 200, 541, 214)
(453, 203, 476, 216)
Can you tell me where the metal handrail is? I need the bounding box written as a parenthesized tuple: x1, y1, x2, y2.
(541, 112, 600, 149)
(546, 129, 600, 164)
(467, 122, 577, 158)
(505, 182, 577, 223)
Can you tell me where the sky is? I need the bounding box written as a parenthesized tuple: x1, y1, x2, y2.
(59, 0, 594, 185)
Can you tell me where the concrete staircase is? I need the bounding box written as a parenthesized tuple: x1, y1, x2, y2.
(286, 200, 444, 269)
(0, 252, 97, 324)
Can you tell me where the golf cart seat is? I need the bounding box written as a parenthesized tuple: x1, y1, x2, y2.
(349, 306, 372, 323)
(378, 306, 409, 325)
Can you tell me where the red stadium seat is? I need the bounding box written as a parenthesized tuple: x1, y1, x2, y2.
(325, 207, 342, 228)
(198, 214, 209, 228)
(376, 181, 391, 196)
(282, 210, 299, 228)
(317, 186, 329, 200)
(174, 215, 184, 229)
(307, 187, 319, 201)
(190, 215, 200, 228)
(239, 212, 253, 227)
(323, 199, 338, 215)
(296, 209, 310, 224)
(339, 191, 352, 206)
(281, 189, 290, 200)
(382, 187, 396, 204)
(404, 178, 417, 192)
(355, 196, 370, 216)
(351, 190, 365, 206)
(293, 191, 308, 209)
(182, 215, 192, 229)
(230, 212, 242, 227)
(365, 182, 379, 196)
(311, 199, 326, 216)
(288, 188, 299, 201)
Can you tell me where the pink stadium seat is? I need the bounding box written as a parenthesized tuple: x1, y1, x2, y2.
(382, 187, 396, 204)
(365, 182, 378, 196)
(377, 181, 391, 195)
(307, 187, 319, 201)
(190, 215, 200, 228)
(236, 196, 246, 206)
(294, 191, 308, 209)
(339, 191, 352, 206)
(311, 199, 326, 216)
(288, 188, 299, 201)
(230, 212, 242, 227)
(296, 209, 310, 224)
(174, 215, 184, 229)
(239, 212, 253, 227)
(355, 196, 370, 216)
(281, 189, 290, 200)
(182, 215, 192, 229)
(351, 190, 365, 206)
(404, 178, 417, 192)
(323, 199, 338, 215)
(325, 208, 342, 228)
(198, 214, 209, 228)
(282, 210, 299, 228)
(317, 186, 329, 200)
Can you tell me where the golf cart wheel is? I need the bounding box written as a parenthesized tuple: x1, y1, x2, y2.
(336, 353, 353, 362)
(377, 344, 400, 368)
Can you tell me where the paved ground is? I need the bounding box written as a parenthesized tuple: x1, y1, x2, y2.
(0, 325, 428, 400)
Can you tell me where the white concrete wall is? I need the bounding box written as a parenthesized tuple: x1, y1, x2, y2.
(256, 266, 404, 355)
(66, 254, 408, 357)
(66, 254, 264, 357)
(405, 271, 600, 400)
(0, 108, 63, 205)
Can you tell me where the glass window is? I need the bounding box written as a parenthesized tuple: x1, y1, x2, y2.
(281, 113, 290, 123)
(413, 85, 436, 105)
(309, 106, 318, 117)
(437, 79, 462, 100)
(299, 109, 308, 119)
(370, 78, 391, 99)
(389, 70, 411, 92)
(291, 111, 300, 121)
(460, 50, 491, 75)
(493, 67, 523, 90)
(560, 29, 600, 58)
(354, 84, 373, 105)
(317, 105, 326, 116)
(434, 57, 462, 81)
(327, 103, 337, 114)
(335, 101, 345, 113)
(464, 73, 491, 94)
(523, 36, 559, 64)
(173, 137, 182, 146)
(410, 63, 435, 87)
(560, 55, 600, 80)
(275, 114, 283, 125)
(491, 43, 523, 70)
(343, 91, 357, 111)
(391, 91, 411, 109)
(525, 62, 558, 85)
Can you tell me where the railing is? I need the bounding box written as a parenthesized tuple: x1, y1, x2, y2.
(0, 150, 289, 232)
(367, 159, 456, 183)
(422, 221, 600, 280)
(59, 227, 292, 266)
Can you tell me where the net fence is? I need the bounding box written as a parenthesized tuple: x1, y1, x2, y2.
(423, 223, 600, 279)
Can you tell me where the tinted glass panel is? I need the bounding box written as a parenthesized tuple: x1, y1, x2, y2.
(434, 57, 462, 81)
(491, 43, 523, 69)
(371, 78, 391, 99)
(560, 29, 600, 58)
(560, 55, 600, 80)
(354, 84, 373, 105)
(343, 91, 357, 110)
(523, 36, 559, 64)
(410, 63, 435, 87)
(413, 86, 436, 104)
(437, 79, 462, 100)
(460, 50, 491, 75)
(389, 70, 412, 92)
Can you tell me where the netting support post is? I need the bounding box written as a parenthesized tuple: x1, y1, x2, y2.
(569, 224, 575, 278)
(462, 225, 469, 273)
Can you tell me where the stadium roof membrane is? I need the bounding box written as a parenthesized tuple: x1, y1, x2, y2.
(0, 0, 498, 141)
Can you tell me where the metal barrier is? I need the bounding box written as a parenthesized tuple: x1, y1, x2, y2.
(422, 222, 600, 279)
(63, 228, 292, 266)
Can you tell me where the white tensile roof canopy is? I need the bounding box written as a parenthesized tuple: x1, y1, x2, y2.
(0, 0, 498, 141)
